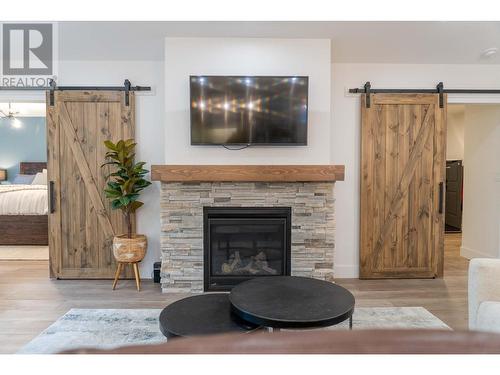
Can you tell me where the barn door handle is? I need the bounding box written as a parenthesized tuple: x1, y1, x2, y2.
(438, 182, 444, 214)
(49, 181, 56, 213)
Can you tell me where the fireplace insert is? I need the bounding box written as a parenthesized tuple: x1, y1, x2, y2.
(203, 207, 291, 291)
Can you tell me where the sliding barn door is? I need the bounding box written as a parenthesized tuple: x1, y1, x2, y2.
(360, 94, 446, 279)
(47, 91, 135, 278)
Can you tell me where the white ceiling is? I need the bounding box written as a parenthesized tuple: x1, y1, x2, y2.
(58, 21, 500, 64)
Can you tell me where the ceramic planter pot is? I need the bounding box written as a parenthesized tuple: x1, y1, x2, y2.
(112, 234, 147, 263)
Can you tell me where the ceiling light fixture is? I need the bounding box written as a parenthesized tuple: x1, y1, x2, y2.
(0, 102, 20, 119)
(480, 47, 498, 59)
(0, 103, 22, 129)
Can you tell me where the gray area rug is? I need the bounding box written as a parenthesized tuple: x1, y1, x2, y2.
(18, 307, 450, 354)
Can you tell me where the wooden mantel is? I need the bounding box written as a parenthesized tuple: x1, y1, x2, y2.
(151, 165, 344, 183)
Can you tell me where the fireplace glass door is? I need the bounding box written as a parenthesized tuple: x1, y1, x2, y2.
(204, 207, 291, 291)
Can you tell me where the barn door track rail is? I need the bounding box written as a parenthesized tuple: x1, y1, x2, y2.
(0, 79, 151, 106)
(349, 82, 500, 108)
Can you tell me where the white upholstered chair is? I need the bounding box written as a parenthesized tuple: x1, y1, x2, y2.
(468, 258, 500, 332)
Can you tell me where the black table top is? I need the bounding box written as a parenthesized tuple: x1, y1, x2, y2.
(159, 293, 259, 338)
(229, 276, 355, 328)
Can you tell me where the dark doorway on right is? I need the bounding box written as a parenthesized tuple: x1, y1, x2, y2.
(445, 160, 463, 233)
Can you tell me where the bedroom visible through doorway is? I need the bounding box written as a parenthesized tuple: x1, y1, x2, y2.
(0, 102, 49, 261)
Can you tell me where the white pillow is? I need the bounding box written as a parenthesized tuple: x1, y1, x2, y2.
(31, 172, 47, 185)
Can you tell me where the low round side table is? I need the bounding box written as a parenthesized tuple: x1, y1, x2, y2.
(229, 276, 355, 330)
(159, 293, 260, 338)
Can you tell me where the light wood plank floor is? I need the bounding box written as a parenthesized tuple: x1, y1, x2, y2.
(0, 246, 49, 261)
(0, 233, 467, 354)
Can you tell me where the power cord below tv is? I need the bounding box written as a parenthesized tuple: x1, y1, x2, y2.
(222, 144, 252, 151)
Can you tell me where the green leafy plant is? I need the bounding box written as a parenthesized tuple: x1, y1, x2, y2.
(101, 139, 152, 238)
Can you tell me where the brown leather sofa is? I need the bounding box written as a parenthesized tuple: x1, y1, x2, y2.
(65, 329, 500, 354)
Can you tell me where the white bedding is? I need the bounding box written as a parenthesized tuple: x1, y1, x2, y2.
(0, 185, 48, 215)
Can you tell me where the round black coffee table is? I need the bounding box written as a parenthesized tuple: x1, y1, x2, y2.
(159, 293, 259, 338)
(229, 276, 355, 329)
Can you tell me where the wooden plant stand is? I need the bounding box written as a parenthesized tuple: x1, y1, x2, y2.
(112, 262, 141, 291)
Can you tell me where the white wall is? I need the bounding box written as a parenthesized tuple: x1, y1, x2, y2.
(331, 63, 500, 277)
(58, 60, 164, 278)
(461, 105, 500, 259)
(447, 105, 465, 161)
(164, 38, 331, 164)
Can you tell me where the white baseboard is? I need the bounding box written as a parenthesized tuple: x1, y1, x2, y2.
(334, 264, 359, 278)
(460, 246, 493, 259)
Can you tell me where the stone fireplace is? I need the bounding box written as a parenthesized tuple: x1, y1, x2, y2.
(153, 165, 344, 293)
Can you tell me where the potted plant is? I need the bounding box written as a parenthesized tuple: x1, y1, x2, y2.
(102, 139, 152, 264)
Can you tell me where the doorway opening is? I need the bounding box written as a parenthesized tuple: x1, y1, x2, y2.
(0, 101, 48, 261)
(446, 103, 500, 265)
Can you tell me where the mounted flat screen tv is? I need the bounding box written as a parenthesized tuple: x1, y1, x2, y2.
(190, 76, 308, 146)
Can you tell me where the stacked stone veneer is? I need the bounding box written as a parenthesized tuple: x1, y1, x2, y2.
(160, 182, 335, 293)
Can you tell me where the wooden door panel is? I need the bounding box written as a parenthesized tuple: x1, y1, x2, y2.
(46, 94, 61, 278)
(360, 94, 446, 279)
(396, 105, 411, 269)
(47, 91, 135, 279)
(431, 101, 446, 276)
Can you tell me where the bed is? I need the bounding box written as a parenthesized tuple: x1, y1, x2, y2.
(0, 162, 48, 245)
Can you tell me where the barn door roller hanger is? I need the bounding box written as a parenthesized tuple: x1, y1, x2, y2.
(0, 79, 151, 106)
(48, 79, 150, 106)
(349, 82, 500, 108)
